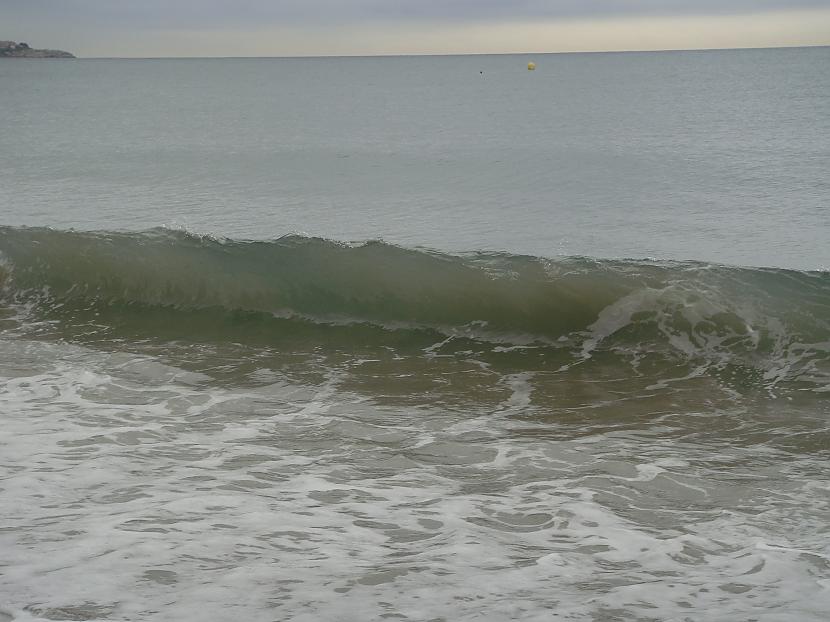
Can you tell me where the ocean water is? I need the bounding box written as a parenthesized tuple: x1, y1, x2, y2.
(0, 48, 829, 622)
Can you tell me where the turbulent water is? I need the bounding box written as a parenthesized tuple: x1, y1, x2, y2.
(1, 48, 829, 622)
(1, 226, 828, 621)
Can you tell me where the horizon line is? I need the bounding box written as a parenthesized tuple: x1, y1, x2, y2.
(66, 43, 829, 61)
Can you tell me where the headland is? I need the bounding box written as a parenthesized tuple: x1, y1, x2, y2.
(0, 41, 74, 58)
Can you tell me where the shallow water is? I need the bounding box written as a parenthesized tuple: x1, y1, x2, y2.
(1, 336, 829, 621)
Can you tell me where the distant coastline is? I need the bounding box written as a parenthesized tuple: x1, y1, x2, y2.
(0, 40, 74, 58)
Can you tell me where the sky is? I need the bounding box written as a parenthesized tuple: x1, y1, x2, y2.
(4, 0, 830, 57)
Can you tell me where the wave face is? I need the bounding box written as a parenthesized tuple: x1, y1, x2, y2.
(1, 226, 828, 390)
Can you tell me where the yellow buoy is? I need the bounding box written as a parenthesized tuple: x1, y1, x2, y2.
(527, 62, 536, 71)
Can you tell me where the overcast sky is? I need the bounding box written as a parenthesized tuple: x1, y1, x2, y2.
(5, 0, 830, 57)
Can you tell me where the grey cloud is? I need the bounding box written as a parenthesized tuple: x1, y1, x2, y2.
(6, 0, 830, 30)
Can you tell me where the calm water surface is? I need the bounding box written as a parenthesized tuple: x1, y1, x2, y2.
(1, 48, 828, 268)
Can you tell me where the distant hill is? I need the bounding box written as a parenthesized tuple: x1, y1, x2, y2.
(0, 40, 74, 58)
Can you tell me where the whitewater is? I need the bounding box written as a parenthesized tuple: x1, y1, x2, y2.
(1, 226, 829, 621)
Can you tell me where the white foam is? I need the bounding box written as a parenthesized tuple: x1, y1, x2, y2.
(2, 338, 829, 621)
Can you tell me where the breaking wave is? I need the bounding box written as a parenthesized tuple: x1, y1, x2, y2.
(1, 226, 828, 389)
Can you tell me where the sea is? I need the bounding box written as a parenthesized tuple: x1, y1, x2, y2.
(0, 47, 828, 622)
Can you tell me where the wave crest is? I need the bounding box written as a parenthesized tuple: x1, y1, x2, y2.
(1, 226, 828, 388)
